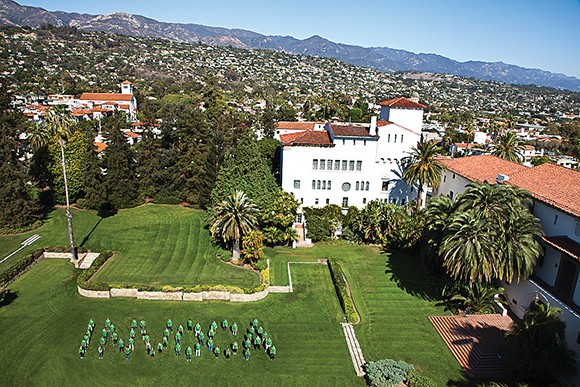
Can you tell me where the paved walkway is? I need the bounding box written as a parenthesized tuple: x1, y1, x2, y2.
(341, 323, 366, 376)
(77, 253, 100, 269)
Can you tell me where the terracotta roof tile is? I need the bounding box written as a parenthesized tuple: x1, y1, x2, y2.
(438, 155, 529, 184)
(377, 97, 426, 109)
(276, 121, 320, 131)
(80, 93, 133, 102)
(330, 124, 374, 138)
(542, 236, 580, 260)
(280, 130, 333, 147)
(125, 131, 140, 139)
(94, 142, 107, 153)
(508, 163, 580, 218)
(376, 119, 394, 127)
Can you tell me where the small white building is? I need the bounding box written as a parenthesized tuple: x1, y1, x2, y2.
(435, 155, 580, 379)
(277, 97, 425, 212)
(79, 81, 138, 121)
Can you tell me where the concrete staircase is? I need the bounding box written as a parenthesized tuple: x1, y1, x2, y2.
(341, 323, 366, 377)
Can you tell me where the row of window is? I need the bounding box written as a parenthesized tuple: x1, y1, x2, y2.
(313, 159, 362, 171)
(355, 181, 370, 191)
(387, 133, 404, 143)
(312, 180, 332, 190)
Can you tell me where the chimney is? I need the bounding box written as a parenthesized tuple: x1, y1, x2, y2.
(369, 116, 377, 136)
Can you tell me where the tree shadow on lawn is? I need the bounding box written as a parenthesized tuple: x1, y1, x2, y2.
(0, 290, 18, 308)
(383, 249, 438, 301)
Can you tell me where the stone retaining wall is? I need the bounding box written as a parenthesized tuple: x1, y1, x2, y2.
(77, 285, 110, 299)
(137, 290, 183, 301)
(44, 252, 72, 259)
(110, 288, 139, 298)
(230, 289, 269, 302)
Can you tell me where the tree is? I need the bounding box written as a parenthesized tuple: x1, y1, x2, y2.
(0, 91, 39, 230)
(402, 140, 446, 211)
(260, 190, 299, 246)
(28, 107, 77, 259)
(440, 182, 543, 284)
(209, 190, 258, 261)
(506, 304, 576, 384)
(492, 131, 524, 163)
(241, 230, 264, 264)
(79, 132, 107, 211)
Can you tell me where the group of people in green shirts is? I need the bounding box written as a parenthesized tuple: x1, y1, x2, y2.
(79, 317, 276, 362)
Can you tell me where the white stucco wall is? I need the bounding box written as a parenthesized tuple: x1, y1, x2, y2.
(379, 107, 423, 134)
(432, 169, 472, 199)
(533, 246, 562, 287)
(533, 201, 579, 243)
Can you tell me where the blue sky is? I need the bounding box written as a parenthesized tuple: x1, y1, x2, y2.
(21, 0, 580, 78)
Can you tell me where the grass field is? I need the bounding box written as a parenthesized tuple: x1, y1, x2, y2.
(0, 205, 259, 288)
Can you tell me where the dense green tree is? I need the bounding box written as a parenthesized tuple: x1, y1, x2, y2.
(506, 304, 576, 384)
(47, 131, 88, 204)
(260, 191, 299, 246)
(302, 205, 342, 242)
(79, 132, 107, 211)
(241, 230, 264, 264)
(102, 119, 139, 209)
(492, 131, 524, 163)
(402, 140, 446, 211)
(0, 92, 39, 230)
(209, 190, 258, 261)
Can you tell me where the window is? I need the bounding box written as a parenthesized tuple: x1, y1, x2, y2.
(326, 198, 330, 205)
(388, 134, 391, 142)
(313, 159, 318, 170)
(401, 199, 406, 205)
(356, 181, 360, 190)
(382, 181, 389, 191)
(449, 191, 454, 199)
(443, 175, 446, 183)
(300, 198, 303, 204)
(575, 221, 580, 236)
(356, 161, 362, 171)
(401, 134, 404, 143)
(391, 198, 397, 204)
(296, 213, 303, 223)
(342, 139, 345, 145)
(452, 173, 456, 179)
(327, 181, 331, 190)
(362, 198, 367, 204)
(349, 161, 354, 171)
(315, 198, 319, 205)
(364, 140, 367, 146)
(317, 180, 321, 190)
(394, 134, 397, 142)
(312, 180, 316, 189)
(327, 160, 333, 170)
(554, 214, 559, 225)
(334, 160, 340, 170)
(365, 182, 369, 191)
(342, 197, 349, 207)
(342, 160, 347, 170)
(294, 180, 300, 189)
(319, 159, 325, 170)
(342, 182, 351, 191)
(322, 181, 326, 190)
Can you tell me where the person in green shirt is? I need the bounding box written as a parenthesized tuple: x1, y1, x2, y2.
(246, 332, 253, 342)
(79, 345, 85, 359)
(130, 329, 136, 339)
(118, 338, 125, 353)
(186, 345, 193, 361)
(221, 318, 228, 332)
(87, 324, 92, 336)
(81, 338, 87, 350)
(269, 345, 276, 361)
(140, 319, 146, 329)
(167, 319, 173, 332)
(232, 341, 238, 355)
(265, 337, 272, 351)
(112, 331, 118, 346)
(157, 342, 163, 354)
(144, 334, 150, 344)
(213, 346, 220, 359)
(105, 318, 111, 331)
(248, 326, 255, 336)
(198, 331, 205, 346)
(224, 347, 231, 360)
(194, 322, 201, 337)
(253, 335, 261, 350)
(257, 326, 264, 336)
(129, 337, 135, 351)
(89, 319, 95, 332)
(98, 345, 104, 359)
(83, 334, 89, 346)
(110, 324, 115, 334)
(162, 336, 168, 348)
(146, 342, 152, 354)
(175, 342, 182, 356)
(187, 319, 193, 332)
(131, 318, 137, 331)
(244, 348, 250, 361)
(125, 345, 131, 360)
(175, 331, 182, 344)
(99, 336, 106, 349)
(178, 324, 184, 336)
(150, 348, 155, 359)
(252, 318, 259, 328)
(101, 328, 107, 339)
(163, 327, 169, 338)
(211, 321, 218, 332)
(194, 342, 201, 357)
(231, 322, 238, 336)
(244, 338, 251, 349)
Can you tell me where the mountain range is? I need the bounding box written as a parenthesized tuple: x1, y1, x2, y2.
(1, 0, 579, 92)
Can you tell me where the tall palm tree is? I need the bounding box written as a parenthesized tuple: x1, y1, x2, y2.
(29, 108, 78, 260)
(492, 131, 524, 163)
(209, 190, 258, 261)
(506, 303, 576, 384)
(402, 140, 446, 211)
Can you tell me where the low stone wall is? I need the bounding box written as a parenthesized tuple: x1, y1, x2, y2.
(77, 285, 110, 299)
(110, 288, 139, 298)
(44, 252, 72, 259)
(230, 289, 269, 302)
(182, 292, 204, 301)
(202, 291, 231, 301)
(137, 291, 183, 301)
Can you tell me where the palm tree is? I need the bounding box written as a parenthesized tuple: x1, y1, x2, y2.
(29, 108, 78, 260)
(402, 140, 446, 211)
(492, 131, 524, 163)
(209, 190, 258, 261)
(506, 303, 576, 384)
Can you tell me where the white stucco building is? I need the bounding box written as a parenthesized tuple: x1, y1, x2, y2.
(79, 80, 138, 121)
(276, 97, 425, 211)
(434, 155, 580, 376)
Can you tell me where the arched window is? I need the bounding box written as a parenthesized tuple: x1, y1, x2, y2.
(322, 180, 326, 190)
(365, 182, 369, 191)
(327, 181, 331, 190)
(356, 181, 360, 190)
(317, 180, 321, 190)
(312, 180, 316, 189)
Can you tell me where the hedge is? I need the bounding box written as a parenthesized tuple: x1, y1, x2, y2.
(0, 248, 45, 287)
(76, 250, 113, 291)
(327, 258, 358, 323)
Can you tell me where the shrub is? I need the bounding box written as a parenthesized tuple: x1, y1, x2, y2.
(406, 369, 437, 387)
(0, 248, 44, 287)
(161, 285, 183, 292)
(364, 358, 414, 387)
(327, 258, 358, 323)
(251, 258, 268, 271)
(76, 250, 112, 291)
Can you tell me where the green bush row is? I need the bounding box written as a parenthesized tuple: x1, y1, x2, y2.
(76, 250, 113, 291)
(406, 369, 438, 387)
(327, 258, 358, 323)
(0, 248, 45, 287)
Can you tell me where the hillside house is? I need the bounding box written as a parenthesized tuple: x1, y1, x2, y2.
(79, 81, 138, 121)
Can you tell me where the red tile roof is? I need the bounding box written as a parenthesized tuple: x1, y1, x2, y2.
(508, 163, 580, 218)
(125, 131, 140, 139)
(94, 142, 107, 153)
(121, 80, 132, 84)
(377, 97, 426, 109)
(438, 155, 529, 184)
(280, 130, 333, 147)
(276, 121, 320, 131)
(376, 119, 394, 127)
(542, 236, 580, 260)
(330, 124, 374, 138)
(80, 93, 133, 102)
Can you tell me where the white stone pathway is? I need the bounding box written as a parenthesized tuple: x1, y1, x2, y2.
(341, 322, 366, 377)
(78, 252, 100, 269)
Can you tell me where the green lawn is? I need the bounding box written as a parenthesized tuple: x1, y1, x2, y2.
(1, 205, 259, 288)
(0, 259, 359, 386)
